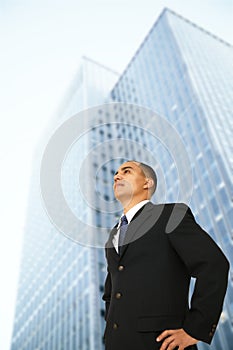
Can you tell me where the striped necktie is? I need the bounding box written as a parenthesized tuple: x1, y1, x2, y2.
(118, 215, 128, 254)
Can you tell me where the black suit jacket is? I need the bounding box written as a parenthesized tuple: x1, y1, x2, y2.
(102, 203, 229, 350)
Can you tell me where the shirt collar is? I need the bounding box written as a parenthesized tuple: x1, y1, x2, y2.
(121, 200, 150, 224)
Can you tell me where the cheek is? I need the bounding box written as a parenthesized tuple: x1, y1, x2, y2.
(132, 180, 143, 190)
(135, 179, 146, 191)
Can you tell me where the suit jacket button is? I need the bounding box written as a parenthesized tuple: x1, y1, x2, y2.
(209, 332, 213, 337)
(113, 323, 118, 330)
(115, 292, 122, 299)
(118, 265, 124, 271)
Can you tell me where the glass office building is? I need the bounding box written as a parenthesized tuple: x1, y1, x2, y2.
(10, 57, 119, 350)
(11, 8, 232, 350)
(110, 8, 233, 350)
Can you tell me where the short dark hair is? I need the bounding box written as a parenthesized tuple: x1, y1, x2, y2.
(128, 160, 157, 195)
(138, 162, 157, 195)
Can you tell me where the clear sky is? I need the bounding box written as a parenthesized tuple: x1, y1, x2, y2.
(0, 1, 232, 349)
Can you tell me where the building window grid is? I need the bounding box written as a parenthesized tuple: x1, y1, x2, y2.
(10, 11, 232, 349)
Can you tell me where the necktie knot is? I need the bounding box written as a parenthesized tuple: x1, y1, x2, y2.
(120, 215, 128, 226)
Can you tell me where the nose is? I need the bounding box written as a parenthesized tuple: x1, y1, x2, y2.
(114, 172, 122, 182)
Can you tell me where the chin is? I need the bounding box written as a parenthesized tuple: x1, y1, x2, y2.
(114, 192, 123, 201)
(115, 192, 132, 203)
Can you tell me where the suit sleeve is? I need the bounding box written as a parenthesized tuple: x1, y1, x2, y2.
(167, 203, 229, 344)
(102, 249, 112, 321)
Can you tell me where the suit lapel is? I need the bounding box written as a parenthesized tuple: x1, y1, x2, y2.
(105, 205, 148, 250)
(105, 224, 120, 263)
(120, 202, 164, 258)
(105, 202, 165, 260)
(105, 223, 117, 249)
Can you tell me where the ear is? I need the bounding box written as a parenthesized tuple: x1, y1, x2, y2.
(143, 178, 154, 190)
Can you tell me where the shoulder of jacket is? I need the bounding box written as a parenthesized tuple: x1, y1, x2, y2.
(153, 202, 190, 210)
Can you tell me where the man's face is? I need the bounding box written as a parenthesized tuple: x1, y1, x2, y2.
(113, 161, 147, 202)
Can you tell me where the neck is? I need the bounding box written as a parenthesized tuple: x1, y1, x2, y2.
(121, 197, 149, 214)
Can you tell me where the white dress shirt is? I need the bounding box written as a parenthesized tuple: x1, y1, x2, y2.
(113, 200, 150, 253)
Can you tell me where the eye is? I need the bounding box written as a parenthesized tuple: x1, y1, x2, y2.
(124, 169, 130, 174)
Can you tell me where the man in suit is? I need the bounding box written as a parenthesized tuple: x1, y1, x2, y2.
(102, 160, 229, 350)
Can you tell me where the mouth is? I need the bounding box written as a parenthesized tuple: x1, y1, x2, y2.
(114, 182, 125, 189)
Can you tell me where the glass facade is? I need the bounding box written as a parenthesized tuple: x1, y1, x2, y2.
(11, 8, 232, 350)
(110, 9, 233, 350)
(10, 57, 119, 350)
